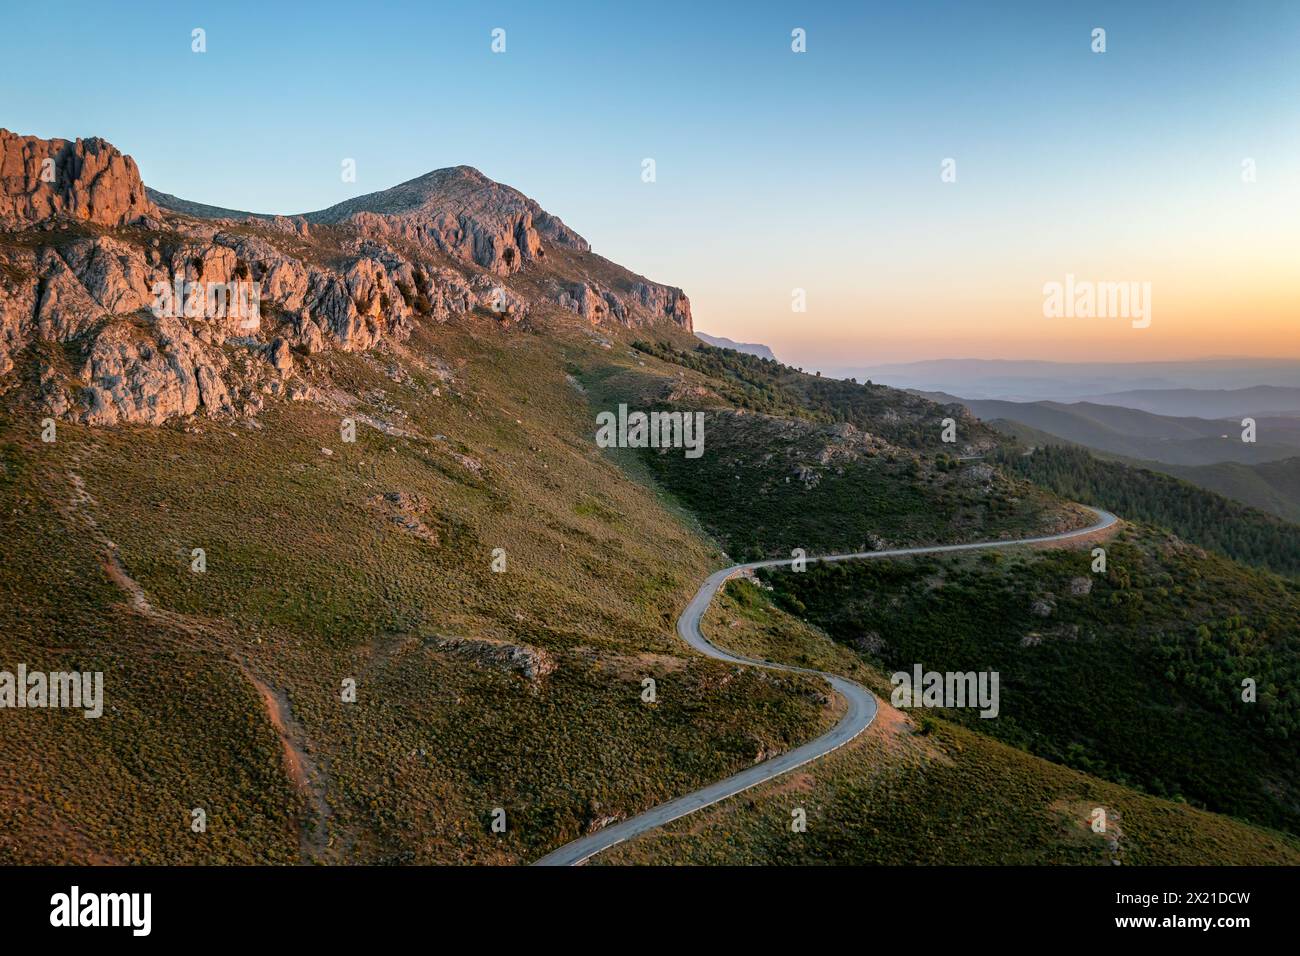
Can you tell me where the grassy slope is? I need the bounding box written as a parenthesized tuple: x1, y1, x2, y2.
(0, 317, 839, 863)
(5, 314, 1295, 867)
(599, 578, 1300, 865)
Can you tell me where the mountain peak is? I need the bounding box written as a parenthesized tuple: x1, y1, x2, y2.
(301, 164, 589, 275)
(306, 164, 501, 220)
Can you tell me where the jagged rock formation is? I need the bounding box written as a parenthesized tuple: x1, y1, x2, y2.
(556, 279, 691, 329)
(558, 281, 625, 323)
(0, 131, 694, 426)
(631, 280, 692, 327)
(0, 129, 156, 228)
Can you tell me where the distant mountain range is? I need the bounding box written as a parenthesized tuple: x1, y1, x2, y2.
(829, 358, 1300, 402)
(917, 388, 1300, 521)
(1157, 457, 1300, 524)
(915, 392, 1300, 466)
(695, 332, 777, 361)
(1079, 385, 1300, 419)
(999, 417, 1300, 523)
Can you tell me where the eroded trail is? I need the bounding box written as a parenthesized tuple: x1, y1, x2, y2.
(57, 467, 336, 862)
(535, 507, 1119, 866)
(239, 664, 335, 858)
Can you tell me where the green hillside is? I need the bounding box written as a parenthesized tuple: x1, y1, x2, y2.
(3, 306, 1296, 867)
(599, 576, 1300, 865)
(759, 530, 1300, 835)
(0, 319, 837, 864)
(614, 342, 1088, 560)
(1003, 444, 1300, 578)
(1160, 456, 1300, 525)
(956, 396, 1300, 466)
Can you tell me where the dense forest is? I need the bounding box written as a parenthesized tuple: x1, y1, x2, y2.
(759, 532, 1300, 835)
(1002, 444, 1300, 579)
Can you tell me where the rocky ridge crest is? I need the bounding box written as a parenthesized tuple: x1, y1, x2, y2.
(0, 130, 693, 426)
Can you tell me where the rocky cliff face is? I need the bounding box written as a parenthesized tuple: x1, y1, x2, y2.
(556, 278, 691, 329)
(0, 129, 157, 228)
(0, 131, 693, 427)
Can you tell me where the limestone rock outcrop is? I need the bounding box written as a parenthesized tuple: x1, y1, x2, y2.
(557, 279, 692, 330)
(0, 128, 157, 228)
(631, 280, 692, 328)
(557, 282, 623, 323)
(430, 634, 556, 683)
(79, 316, 234, 426)
(1, 131, 698, 428)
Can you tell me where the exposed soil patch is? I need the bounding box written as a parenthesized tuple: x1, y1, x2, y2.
(1050, 797, 1125, 864)
(864, 701, 952, 764)
(1027, 516, 1123, 552)
(578, 648, 689, 680)
(238, 664, 334, 859)
(64, 471, 153, 613)
(368, 490, 439, 543)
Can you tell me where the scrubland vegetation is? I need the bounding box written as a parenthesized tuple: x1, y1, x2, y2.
(3, 321, 1295, 867)
(0, 321, 834, 863)
(599, 577, 1300, 866)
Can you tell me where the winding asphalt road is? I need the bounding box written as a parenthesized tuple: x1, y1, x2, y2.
(534, 506, 1118, 866)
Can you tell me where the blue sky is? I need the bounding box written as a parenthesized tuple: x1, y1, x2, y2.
(2, 0, 1296, 363)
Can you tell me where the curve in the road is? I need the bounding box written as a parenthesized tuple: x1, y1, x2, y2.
(534, 506, 1118, 866)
